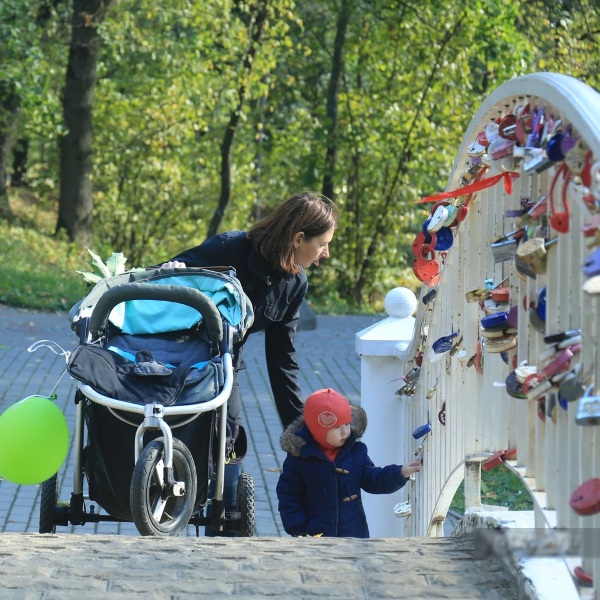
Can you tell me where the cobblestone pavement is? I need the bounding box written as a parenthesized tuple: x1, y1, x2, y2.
(0, 306, 519, 598)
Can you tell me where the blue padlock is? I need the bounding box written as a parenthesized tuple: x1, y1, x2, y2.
(432, 332, 458, 354)
(582, 248, 600, 278)
(537, 287, 547, 322)
(434, 227, 454, 251)
(412, 423, 432, 439)
(481, 312, 508, 330)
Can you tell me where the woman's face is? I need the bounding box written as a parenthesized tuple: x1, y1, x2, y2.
(293, 226, 335, 268)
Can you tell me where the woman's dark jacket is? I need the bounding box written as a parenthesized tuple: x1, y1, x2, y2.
(170, 231, 307, 426)
(276, 405, 409, 538)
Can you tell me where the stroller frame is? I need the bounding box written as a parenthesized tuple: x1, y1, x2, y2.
(41, 269, 254, 537)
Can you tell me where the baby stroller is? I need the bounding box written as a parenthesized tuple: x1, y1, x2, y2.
(38, 266, 255, 537)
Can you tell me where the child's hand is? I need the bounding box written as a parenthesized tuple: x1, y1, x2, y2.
(401, 460, 421, 478)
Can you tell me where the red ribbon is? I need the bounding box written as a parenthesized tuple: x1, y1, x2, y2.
(418, 172, 520, 204)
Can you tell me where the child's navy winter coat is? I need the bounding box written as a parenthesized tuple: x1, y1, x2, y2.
(276, 405, 409, 538)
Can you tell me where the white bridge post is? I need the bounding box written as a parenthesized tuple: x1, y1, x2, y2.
(355, 287, 417, 537)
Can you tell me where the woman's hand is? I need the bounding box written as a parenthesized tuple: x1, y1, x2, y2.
(160, 260, 187, 268)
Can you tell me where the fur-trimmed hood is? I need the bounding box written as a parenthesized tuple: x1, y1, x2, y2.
(280, 404, 367, 457)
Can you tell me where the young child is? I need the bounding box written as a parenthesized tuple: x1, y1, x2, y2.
(276, 387, 420, 538)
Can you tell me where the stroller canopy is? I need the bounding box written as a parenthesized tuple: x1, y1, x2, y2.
(71, 268, 254, 340)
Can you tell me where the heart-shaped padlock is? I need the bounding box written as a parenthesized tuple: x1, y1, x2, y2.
(412, 247, 440, 285)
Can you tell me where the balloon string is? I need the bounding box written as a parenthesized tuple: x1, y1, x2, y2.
(27, 340, 71, 400)
(48, 369, 68, 399)
(27, 340, 71, 363)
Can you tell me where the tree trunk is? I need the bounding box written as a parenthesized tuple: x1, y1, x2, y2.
(0, 82, 20, 220)
(206, 0, 268, 238)
(321, 0, 351, 202)
(56, 0, 114, 244)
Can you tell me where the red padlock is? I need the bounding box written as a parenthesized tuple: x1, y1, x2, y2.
(482, 450, 506, 471)
(549, 163, 571, 234)
(412, 246, 440, 285)
(574, 566, 594, 587)
(412, 231, 435, 257)
(570, 478, 600, 516)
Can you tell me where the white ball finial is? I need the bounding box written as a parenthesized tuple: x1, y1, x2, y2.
(384, 287, 418, 318)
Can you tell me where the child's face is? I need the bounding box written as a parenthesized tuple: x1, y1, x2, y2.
(325, 422, 351, 447)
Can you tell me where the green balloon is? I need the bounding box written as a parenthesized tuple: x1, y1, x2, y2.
(0, 395, 69, 485)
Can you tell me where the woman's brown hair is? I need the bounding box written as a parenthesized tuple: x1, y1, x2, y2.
(247, 192, 338, 274)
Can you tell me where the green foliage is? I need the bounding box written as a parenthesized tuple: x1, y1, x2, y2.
(450, 464, 535, 514)
(75, 247, 140, 284)
(3, 0, 600, 310)
(0, 190, 89, 311)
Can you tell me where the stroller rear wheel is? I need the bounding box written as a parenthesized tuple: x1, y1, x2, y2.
(39, 474, 58, 533)
(236, 472, 255, 537)
(130, 437, 197, 536)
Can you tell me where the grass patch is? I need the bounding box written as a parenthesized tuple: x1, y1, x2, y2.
(0, 189, 89, 311)
(450, 464, 534, 514)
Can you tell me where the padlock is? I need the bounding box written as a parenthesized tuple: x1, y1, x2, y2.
(582, 247, 600, 278)
(515, 237, 557, 276)
(403, 367, 421, 385)
(491, 236, 518, 263)
(481, 312, 509, 330)
(569, 478, 600, 516)
(438, 401, 446, 425)
(573, 566, 594, 587)
(575, 385, 600, 425)
(514, 252, 539, 280)
(523, 150, 554, 174)
(412, 230, 433, 257)
(515, 365, 537, 384)
(434, 226, 454, 251)
(393, 501, 412, 518)
(559, 125, 579, 156)
(549, 163, 571, 233)
(505, 371, 527, 399)
(431, 332, 458, 355)
(395, 383, 415, 398)
(443, 204, 459, 227)
(412, 423, 432, 439)
(544, 329, 581, 345)
(515, 103, 532, 145)
(412, 247, 440, 285)
(482, 450, 506, 471)
(427, 204, 450, 232)
(558, 363, 586, 403)
(422, 288, 437, 305)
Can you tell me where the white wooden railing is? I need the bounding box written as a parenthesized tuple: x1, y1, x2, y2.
(357, 73, 600, 599)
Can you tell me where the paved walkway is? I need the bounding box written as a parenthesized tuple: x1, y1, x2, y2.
(0, 306, 519, 598)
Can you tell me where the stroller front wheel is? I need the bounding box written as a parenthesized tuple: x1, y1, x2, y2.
(130, 437, 197, 536)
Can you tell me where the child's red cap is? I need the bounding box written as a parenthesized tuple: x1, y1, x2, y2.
(304, 388, 352, 446)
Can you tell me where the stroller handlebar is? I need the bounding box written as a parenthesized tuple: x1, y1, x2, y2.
(89, 283, 223, 342)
